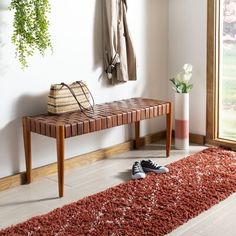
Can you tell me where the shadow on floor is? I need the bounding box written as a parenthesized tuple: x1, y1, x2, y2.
(0, 197, 58, 208)
(115, 169, 131, 182)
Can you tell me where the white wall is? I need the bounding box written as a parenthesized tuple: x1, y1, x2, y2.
(0, 0, 168, 178)
(168, 0, 207, 135)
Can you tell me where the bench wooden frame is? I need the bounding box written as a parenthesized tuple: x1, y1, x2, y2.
(22, 98, 172, 197)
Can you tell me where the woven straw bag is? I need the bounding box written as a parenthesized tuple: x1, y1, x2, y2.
(47, 81, 94, 115)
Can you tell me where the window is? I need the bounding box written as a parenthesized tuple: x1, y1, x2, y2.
(207, 0, 236, 149)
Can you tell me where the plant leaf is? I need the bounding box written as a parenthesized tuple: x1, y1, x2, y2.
(10, 0, 53, 68)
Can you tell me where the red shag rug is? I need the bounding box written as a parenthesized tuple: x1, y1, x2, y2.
(1, 147, 236, 236)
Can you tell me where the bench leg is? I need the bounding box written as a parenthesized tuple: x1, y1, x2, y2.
(134, 121, 140, 149)
(22, 117, 32, 184)
(166, 102, 172, 157)
(56, 125, 65, 198)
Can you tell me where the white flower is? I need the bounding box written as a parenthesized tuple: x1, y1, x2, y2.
(170, 63, 194, 93)
(183, 64, 193, 74)
(182, 72, 192, 83)
(182, 64, 193, 82)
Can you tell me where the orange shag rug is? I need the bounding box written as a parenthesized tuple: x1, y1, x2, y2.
(1, 147, 236, 236)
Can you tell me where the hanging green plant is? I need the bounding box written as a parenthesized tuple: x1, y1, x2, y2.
(10, 0, 52, 68)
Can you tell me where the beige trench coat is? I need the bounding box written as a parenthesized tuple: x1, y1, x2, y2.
(103, 0, 137, 82)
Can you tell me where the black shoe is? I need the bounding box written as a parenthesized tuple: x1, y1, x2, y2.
(131, 161, 146, 180)
(140, 159, 169, 174)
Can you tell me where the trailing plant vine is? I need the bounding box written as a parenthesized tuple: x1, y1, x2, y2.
(10, 0, 52, 68)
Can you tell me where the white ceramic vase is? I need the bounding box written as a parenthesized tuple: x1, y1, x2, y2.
(175, 93, 189, 150)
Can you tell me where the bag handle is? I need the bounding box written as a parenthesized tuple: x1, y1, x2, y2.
(60, 82, 94, 118)
(74, 81, 95, 110)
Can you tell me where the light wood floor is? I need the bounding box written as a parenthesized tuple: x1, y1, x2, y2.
(0, 142, 236, 235)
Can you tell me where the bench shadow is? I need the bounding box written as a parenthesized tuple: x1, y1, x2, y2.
(0, 197, 58, 208)
(0, 119, 22, 175)
(0, 93, 47, 177)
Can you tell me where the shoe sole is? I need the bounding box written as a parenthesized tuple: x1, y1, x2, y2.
(131, 173, 146, 180)
(142, 167, 169, 174)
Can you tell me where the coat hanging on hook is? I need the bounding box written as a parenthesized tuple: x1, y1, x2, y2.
(103, 0, 137, 83)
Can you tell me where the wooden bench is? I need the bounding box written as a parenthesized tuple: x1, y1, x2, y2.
(22, 98, 172, 197)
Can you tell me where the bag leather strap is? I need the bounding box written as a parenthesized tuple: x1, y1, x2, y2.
(60, 81, 94, 118)
(74, 81, 95, 110)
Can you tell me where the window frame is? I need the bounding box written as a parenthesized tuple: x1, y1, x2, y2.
(206, 0, 236, 149)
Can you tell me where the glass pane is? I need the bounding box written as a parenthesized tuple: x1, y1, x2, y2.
(219, 0, 236, 141)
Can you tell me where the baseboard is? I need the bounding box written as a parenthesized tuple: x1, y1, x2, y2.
(172, 130, 206, 145)
(0, 174, 25, 193)
(0, 130, 166, 192)
(189, 133, 206, 145)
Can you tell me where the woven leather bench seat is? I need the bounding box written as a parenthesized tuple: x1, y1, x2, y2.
(26, 98, 171, 138)
(22, 97, 172, 197)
